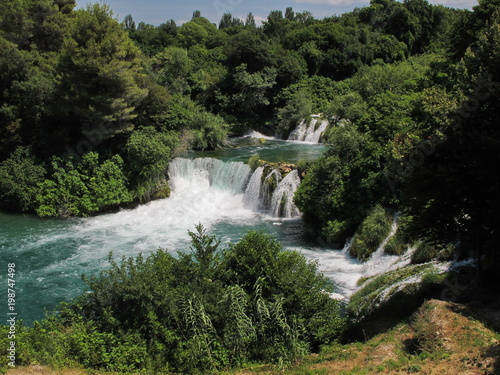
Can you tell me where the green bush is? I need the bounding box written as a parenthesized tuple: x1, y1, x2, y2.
(35, 152, 131, 217)
(350, 205, 393, 261)
(125, 126, 178, 201)
(248, 154, 262, 170)
(16, 226, 345, 373)
(0, 147, 46, 212)
(411, 240, 455, 264)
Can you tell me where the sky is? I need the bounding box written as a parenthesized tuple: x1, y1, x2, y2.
(79, 0, 478, 26)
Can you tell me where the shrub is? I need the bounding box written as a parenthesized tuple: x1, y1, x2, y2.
(125, 126, 178, 201)
(18, 227, 345, 372)
(248, 154, 262, 170)
(411, 304, 443, 353)
(0, 146, 46, 212)
(35, 153, 131, 217)
(350, 205, 393, 261)
(411, 240, 455, 264)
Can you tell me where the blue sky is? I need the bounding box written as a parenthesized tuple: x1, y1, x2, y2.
(79, 0, 478, 26)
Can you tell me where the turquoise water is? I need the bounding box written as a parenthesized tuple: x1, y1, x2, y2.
(181, 137, 327, 163)
(1, 138, 398, 325)
(0, 139, 326, 324)
(0, 140, 404, 324)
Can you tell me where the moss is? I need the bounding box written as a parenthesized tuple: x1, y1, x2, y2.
(248, 154, 263, 170)
(384, 229, 407, 256)
(349, 205, 393, 261)
(348, 263, 445, 321)
(152, 180, 170, 200)
(411, 241, 455, 264)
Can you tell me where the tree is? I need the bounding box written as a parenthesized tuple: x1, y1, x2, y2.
(224, 31, 275, 73)
(230, 64, 277, 119)
(0, 146, 46, 212)
(122, 14, 136, 30)
(58, 4, 148, 137)
(401, 11, 500, 280)
(245, 12, 256, 28)
(155, 46, 192, 94)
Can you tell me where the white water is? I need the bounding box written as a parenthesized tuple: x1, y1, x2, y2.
(243, 166, 264, 211)
(243, 129, 278, 141)
(298, 217, 413, 300)
(288, 118, 329, 143)
(270, 170, 301, 218)
(1, 154, 421, 323)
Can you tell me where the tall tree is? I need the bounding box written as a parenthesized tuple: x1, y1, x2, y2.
(245, 12, 256, 28)
(58, 3, 147, 138)
(123, 14, 136, 30)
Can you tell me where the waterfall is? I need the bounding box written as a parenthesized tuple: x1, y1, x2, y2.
(288, 118, 329, 143)
(169, 157, 251, 194)
(169, 158, 302, 219)
(243, 166, 264, 211)
(260, 169, 282, 211)
(270, 170, 301, 218)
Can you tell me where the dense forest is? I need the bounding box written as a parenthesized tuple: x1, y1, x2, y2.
(1, 0, 500, 372)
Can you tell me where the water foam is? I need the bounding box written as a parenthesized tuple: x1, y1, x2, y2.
(288, 119, 329, 143)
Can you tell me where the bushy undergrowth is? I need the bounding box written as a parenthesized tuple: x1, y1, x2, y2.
(348, 264, 447, 321)
(8, 226, 345, 373)
(349, 205, 393, 261)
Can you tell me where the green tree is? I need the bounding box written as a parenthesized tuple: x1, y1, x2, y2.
(125, 126, 177, 199)
(401, 11, 500, 280)
(122, 14, 135, 30)
(35, 152, 131, 217)
(155, 46, 192, 94)
(58, 3, 147, 136)
(0, 146, 46, 212)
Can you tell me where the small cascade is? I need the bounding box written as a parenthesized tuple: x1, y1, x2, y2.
(270, 170, 301, 218)
(288, 118, 329, 143)
(243, 166, 302, 218)
(243, 166, 264, 211)
(170, 158, 302, 219)
(260, 169, 282, 211)
(169, 158, 251, 194)
(244, 130, 277, 141)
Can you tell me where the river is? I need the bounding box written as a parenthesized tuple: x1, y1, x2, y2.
(0, 136, 400, 324)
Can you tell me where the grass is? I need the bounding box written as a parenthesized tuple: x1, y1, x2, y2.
(6, 300, 500, 375)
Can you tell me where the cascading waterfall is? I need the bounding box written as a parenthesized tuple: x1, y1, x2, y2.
(270, 170, 301, 218)
(6, 144, 428, 325)
(288, 118, 329, 143)
(299, 217, 414, 300)
(243, 166, 264, 211)
(169, 157, 251, 194)
(169, 158, 302, 219)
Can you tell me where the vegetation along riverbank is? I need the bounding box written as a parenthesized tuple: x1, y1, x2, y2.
(1, 0, 499, 372)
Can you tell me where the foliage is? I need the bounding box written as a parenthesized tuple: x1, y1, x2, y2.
(16, 227, 345, 372)
(248, 154, 262, 170)
(349, 205, 393, 261)
(348, 263, 445, 321)
(58, 3, 148, 135)
(35, 152, 131, 217)
(0, 146, 46, 212)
